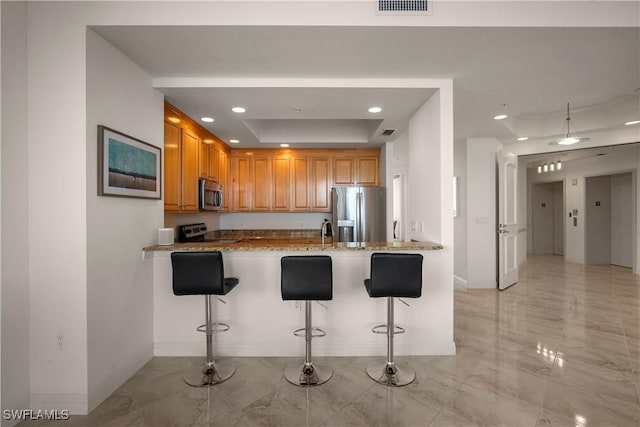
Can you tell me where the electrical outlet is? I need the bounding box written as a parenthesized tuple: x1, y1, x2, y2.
(411, 221, 417, 231)
(300, 221, 304, 227)
(240, 221, 246, 228)
(420, 222, 424, 232)
(57, 334, 64, 349)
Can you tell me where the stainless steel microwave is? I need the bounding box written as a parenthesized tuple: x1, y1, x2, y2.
(199, 179, 222, 211)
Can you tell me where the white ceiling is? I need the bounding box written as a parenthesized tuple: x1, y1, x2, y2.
(92, 25, 640, 151)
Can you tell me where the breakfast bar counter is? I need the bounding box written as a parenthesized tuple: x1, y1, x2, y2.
(144, 239, 454, 358)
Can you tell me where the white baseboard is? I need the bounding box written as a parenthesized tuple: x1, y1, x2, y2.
(1, 394, 30, 427)
(453, 275, 467, 290)
(154, 340, 456, 357)
(465, 280, 497, 289)
(87, 343, 154, 413)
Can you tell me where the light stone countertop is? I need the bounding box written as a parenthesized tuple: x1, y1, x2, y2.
(143, 239, 443, 252)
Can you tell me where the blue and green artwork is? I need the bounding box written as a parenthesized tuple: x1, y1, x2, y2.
(108, 138, 157, 191)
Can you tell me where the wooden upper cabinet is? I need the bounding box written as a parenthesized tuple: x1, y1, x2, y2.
(209, 146, 220, 182)
(232, 156, 251, 211)
(198, 140, 209, 179)
(219, 150, 230, 210)
(357, 156, 379, 186)
(272, 156, 291, 211)
(311, 157, 331, 211)
(181, 129, 200, 211)
(252, 157, 271, 211)
(163, 121, 181, 211)
(333, 157, 355, 185)
(292, 157, 310, 211)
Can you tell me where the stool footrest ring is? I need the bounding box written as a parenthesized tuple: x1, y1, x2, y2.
(371, 324, 406, 335)
(293, 327, 326, 338)
(196, 322, 230, 334)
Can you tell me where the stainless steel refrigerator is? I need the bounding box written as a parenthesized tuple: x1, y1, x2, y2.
(332, 186, 386, 243)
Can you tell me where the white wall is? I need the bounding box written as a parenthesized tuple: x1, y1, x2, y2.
(465, 139, 499, 288)
(586, 175, 612, 264)
(85, 30, 162, 412)
(219, 212, 329, 230)
(611, 173, 633, 267)
(1, 2, 30, 422)
(454, 139, 467, 286)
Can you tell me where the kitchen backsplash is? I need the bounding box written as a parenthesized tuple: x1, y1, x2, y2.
(165, 212, 330, 231)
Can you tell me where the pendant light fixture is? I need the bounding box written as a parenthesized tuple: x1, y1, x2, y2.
(557, 102, 581, 145)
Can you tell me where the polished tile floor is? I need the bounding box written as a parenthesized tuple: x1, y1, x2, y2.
(21, 255, 640, 426)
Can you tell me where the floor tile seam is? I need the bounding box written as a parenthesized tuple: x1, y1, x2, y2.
(425, 407, 446, 427)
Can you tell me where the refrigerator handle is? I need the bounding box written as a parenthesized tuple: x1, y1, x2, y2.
(357, 191, 362, 242)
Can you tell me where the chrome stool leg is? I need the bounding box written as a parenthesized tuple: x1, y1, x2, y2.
(284, 301, 332, 386)
(366, 297, 415, 386)
(184, 295, 235, 387)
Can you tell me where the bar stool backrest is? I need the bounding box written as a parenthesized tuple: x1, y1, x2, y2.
(171, 251, 226, 296)
(369, 253, 423, 298)
(281, 256, 333, 301)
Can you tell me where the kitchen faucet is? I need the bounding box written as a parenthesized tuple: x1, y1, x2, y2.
(321, 219, 334, 248)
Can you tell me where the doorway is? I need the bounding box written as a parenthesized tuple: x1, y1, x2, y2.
(531, 181, 564, 256)
(585, 172, 634, 268)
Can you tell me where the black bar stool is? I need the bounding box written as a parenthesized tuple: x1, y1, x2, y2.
(281, 255, 333, 386)
(171, 251, 239, 387)
(364, 252, 423, 386)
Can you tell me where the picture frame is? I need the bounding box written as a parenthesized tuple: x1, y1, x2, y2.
(98, 125, 161, 199)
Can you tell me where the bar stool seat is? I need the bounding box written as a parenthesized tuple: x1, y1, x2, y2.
(171, 251, 238, 387)
(364, 252, 423, 386)
(281, 255, 333, 386)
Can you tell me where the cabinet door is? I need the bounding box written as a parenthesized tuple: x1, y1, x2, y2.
(181, 129, 200, 211)
(209, 146, 220, 182)
(252, 157, 271, 211)
(333, 157, 355, 185)
(232, 156, 251, 211)
(292, 157, 310, 211)
(272, 156, 291, 211)
(164, 121, 181, 211)
(357, 156, 379, 186)
(219, 150, 229, 210)
(312, 157, 331, 211)
(198, 140, 209, 179)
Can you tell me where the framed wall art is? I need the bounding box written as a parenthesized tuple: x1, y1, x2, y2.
(98, 125, 161, 199)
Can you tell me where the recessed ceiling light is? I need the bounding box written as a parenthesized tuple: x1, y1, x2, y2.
(232, 107, 246, 113)
(229, 139, 240, 144)
(517, 137, 529, 141)
(201, 117, 214, 123)
(280, 144, 290, 148)
(168, 117, 181, 123)
(493, 114, 508, 120)
(368, 107, 382, 113)
(625, 120, 640, 125)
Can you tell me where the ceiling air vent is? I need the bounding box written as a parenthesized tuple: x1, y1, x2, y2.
(378, 0, 429, 13)
(381, 129, 396, 136)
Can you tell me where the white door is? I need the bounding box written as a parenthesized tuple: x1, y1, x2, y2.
(498, 151, 519, 290)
